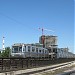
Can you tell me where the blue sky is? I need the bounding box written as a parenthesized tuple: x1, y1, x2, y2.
(0, 0, 74, 53)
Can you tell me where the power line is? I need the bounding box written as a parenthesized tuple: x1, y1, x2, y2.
(0, 12, 25, 25)
(0, 12, 35, 31)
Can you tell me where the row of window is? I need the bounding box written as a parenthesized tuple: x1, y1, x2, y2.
(12, 46, 22, 53)
(12, 46, 48, 53)
(23, 46, 48, 53)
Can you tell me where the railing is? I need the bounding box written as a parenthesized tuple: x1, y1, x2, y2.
(0, 58, 74, 72)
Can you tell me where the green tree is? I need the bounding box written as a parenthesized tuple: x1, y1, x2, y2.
(1, 47, 11, 57)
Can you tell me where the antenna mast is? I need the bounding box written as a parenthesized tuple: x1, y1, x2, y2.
(2, 37, 5, 50)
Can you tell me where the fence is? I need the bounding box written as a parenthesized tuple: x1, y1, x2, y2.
(0, 58, 74, 72)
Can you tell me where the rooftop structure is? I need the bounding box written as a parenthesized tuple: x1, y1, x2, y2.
(39, 35, 57, 48)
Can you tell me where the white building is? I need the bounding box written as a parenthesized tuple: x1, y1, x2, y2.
(57, 48, 75, 58)
(11, 43, 49, 58)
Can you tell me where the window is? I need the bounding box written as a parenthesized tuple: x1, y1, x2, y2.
(53, 48, 57, 53)
(36, 48, 38, 53)
(12, 46, 18, 53)
(32, 47, 35, 52)
(43, 49, 44, 53)
(46, 50, 48, 53)
(28, 46, 30, 52)
(24, 46, 26, 52)
(48, 49, 51, 53)
(28, 50, 30, 52)
(39, 50, 41, 53)
(19, 47, 22, 52)
(12, 48, 14, 53)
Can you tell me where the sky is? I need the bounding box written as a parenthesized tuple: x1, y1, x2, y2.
(0, 0, 74, 53)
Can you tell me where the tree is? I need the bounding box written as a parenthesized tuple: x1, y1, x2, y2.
(1, 47, 11, 57)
